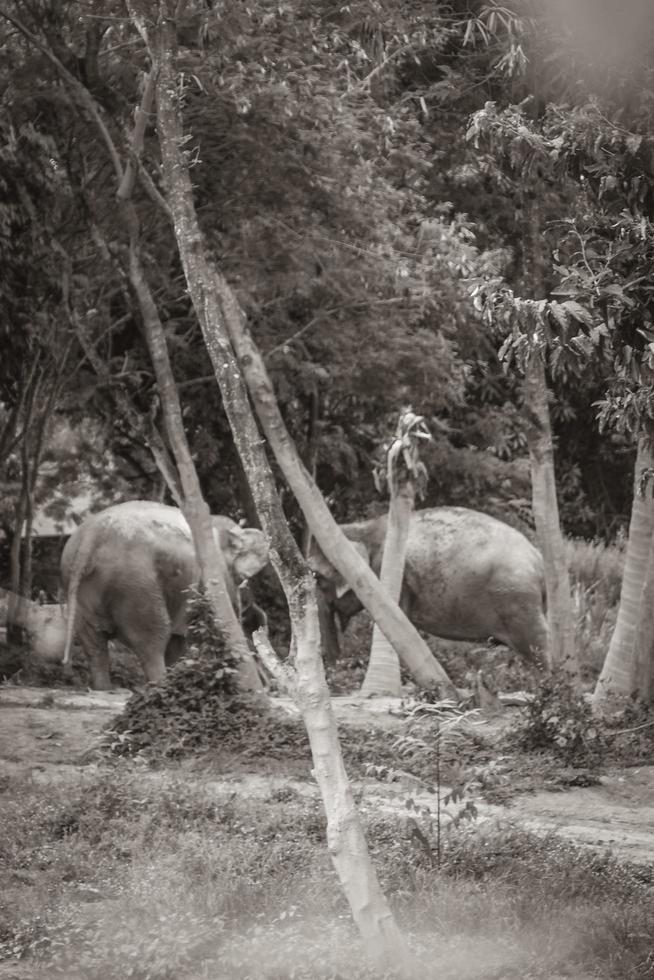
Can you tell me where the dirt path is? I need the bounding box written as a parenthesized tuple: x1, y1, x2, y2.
(1, 686, 654, 867)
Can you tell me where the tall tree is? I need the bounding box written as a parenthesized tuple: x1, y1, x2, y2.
(129, 1, 411, 962)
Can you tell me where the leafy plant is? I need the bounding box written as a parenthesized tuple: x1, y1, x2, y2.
(185, 585, 241, 685)
(512, 670, 606, 768)
(365, 701, 481, 868)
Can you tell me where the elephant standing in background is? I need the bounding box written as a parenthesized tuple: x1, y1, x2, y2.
(60, 501, 269, 690)
(308, 506, 549, 665)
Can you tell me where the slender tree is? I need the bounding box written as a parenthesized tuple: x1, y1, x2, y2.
(594, 434, 654, 703)
(130, 2, 412, 964)
(362, 409, 430, 697)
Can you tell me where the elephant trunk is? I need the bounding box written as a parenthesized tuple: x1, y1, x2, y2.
(317, 588, 342, 663)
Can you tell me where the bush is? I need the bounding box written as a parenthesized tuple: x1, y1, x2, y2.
(510, 671, 605, 769)
(104, 658, 310, 760)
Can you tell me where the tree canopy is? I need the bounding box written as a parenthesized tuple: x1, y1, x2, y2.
(2, 0, 653, 548)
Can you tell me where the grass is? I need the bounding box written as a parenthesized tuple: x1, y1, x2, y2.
(0, 771, 652, 979)
(1, 533, 651, 979)
(565, 536, 624, 680)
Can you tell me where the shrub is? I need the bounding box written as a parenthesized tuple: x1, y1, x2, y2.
(510, 671, 605, 768)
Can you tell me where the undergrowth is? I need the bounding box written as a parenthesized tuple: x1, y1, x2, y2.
(509, 669, 605, 768)
(1, 773, 653, 980)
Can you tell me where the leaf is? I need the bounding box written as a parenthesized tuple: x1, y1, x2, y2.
(561, 300, 594, 328)
(625, 134, 642, 155)
(549, 302, 569, 332)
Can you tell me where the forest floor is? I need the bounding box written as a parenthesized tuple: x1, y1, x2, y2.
(1, 682, 654, 980)
(1, 685, 654, 867)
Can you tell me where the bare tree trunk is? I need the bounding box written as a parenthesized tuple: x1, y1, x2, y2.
(20, 346, 68, 601)
(67, 291, 182, 507)
(143, 5, 411, 963)
(362, 482, 414, 697)
(524, 351, 578, 679)
(594, 435, 654, 707)
(7, 369, 41, 643)
(301, 386, 320, 558)
(633, 541, 654, 703)
(125, 209, 260, 690)
(223, 314, 455, 694)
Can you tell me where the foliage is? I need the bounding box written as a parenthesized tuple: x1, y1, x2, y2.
(366, 701, 481, 867)
(185, 585, 241, 681)
(104, 660, 303, 760)
(0, 0, 550, 541)
(511, 670, 606, 768)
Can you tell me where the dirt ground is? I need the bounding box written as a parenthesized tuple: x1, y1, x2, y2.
(1, 685, 654, 867)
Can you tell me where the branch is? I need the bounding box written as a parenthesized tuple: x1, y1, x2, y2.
(117, 67, 158, 201)
(266, 298, 409, 358)
(251, 628, 297, 696)
(137, 165, 173, 220)
(341, 42, 412, 98)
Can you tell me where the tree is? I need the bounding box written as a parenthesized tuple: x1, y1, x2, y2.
(129, 1, 412, 961)
(466, 104, 579, 677)
(361, 409, 431, 697)
(459, 5, 654, 701)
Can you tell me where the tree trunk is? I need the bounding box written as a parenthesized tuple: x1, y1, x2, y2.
(6, 518, 25, 645)
(145, 5, 410, 963)
(524, 351, 578, 679)
(301, 386, 320, 558)
(594, 435, 654, 707)
(361, 482, 414, 697)
(632, 540, 654, 702)
(125, 213, 261, 690)
(68, 293, 183, 507)
(229, 321, 456, 695)
(252, 614, 408, 968)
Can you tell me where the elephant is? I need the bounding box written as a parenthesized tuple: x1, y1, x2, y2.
(308, 506, 549, 665)
(60, 500, 269, 690)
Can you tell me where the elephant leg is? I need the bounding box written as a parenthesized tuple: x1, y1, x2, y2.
(76, 620, 112, 691)
(89, 642, 112, 691)
(110, 592, 172, 684)
(120, 622, 169, 683)
(165, 634, 186, 668)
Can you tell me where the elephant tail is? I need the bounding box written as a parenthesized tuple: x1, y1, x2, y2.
(61, 520, 98, 665)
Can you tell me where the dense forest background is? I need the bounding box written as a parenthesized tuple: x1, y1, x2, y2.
(2, 0, 653, 588)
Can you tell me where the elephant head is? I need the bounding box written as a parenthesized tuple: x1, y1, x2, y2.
(212, 518, 269, 582)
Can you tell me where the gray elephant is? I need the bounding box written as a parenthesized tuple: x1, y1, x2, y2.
(308, 506, 549, 664)
(60, 500, 269, 690)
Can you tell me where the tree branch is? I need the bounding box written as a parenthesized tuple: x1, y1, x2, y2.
(117, 67, 157, 201)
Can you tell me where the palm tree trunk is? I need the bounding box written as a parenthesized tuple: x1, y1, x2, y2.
(524, 351, 578, 678)
(361, 484, 414, 697)
(594, 435, 654, 707)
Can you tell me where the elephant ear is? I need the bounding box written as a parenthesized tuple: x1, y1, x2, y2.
(334, 539, 370, 597)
